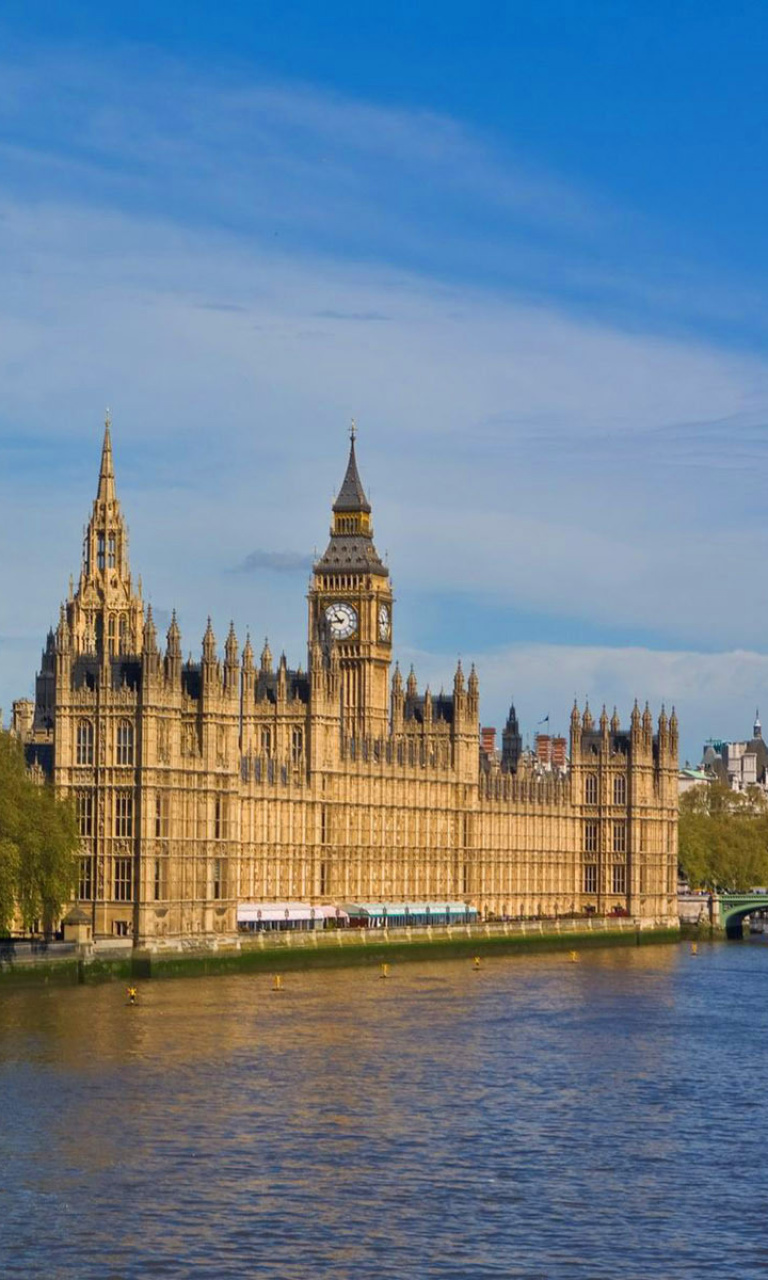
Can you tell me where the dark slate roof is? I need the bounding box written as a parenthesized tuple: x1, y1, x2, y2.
(182, 664, 201, 699)
(110, 658, 141, 692)
(254, 669, 310, 705)
(314, 534, 387, 576)
(25, 741, 53, 778)
(405, 693, 454, 725)
(333, 439, 371, 513)
(581, 731, 637, 758)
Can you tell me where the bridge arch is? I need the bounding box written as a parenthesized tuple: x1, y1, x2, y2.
(718, 895, 768, 939)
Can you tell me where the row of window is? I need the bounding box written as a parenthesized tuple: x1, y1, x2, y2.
(76, 720, 134, 767)
(76, 721, 303, 767)
(584, 774, 626, 806)
(584, 864, 626, 895)
(77, 856, 228, 902)
(584, 821, 626, 854)
(76, 792, 230, 841)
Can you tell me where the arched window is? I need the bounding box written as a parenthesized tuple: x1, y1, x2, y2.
(76, 720, 94, 766)
(119, 615, 128, 654)
(292, 727, 303, 764)
(116, 720, 134, 766)
(260, 726, 272, 755)
(108, 614, 116, 654)
(613, 774, 627, 806)
(585, 774, 598, 805)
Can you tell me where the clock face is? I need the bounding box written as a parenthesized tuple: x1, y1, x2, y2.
(325, 601, 357, 640)
(378, 604, 391, 642)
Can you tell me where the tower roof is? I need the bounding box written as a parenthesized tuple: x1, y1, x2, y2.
(332, 432, 371, 514)
(96, 415, 116, 505)
(315, 427, 387, 576)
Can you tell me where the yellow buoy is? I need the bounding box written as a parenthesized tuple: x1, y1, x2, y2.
(380, 963, 390, 979)
(126, 986, 138, 1005)
(272, 975, 283, 991)
(569, 951, 579, 963)
(691, 943, 698, 956)
(473, 956, 481, 970)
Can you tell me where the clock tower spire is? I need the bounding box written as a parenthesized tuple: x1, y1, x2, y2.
(309, 426, 393, 738)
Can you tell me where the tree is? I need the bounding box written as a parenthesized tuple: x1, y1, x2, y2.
(0, 731, 79, 934)
(679, 781, 768, 891)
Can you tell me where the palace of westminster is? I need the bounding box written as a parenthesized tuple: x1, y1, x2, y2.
(12, 422, 679, 942)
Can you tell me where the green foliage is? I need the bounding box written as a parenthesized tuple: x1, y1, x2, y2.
(679, 782, 768, 891)
(0, 731, 79, 934)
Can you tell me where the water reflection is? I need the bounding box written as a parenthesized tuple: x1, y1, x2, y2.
(1, 943, 766, 1278)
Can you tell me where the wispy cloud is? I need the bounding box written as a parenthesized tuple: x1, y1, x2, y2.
(235, 550, 314, 575)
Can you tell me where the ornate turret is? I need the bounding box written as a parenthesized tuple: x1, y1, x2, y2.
(62, 415, 144, 662)
(582, 701, 593, 732)
(202, 617, 217, 664)
(610, 706, 620, 735)
(224, 621, 239, 696)
(467, 663, 479, 714)
(261, 637, 273, 674)
(143, 605, 158, 654)
(570, 699, 581, 734)
(454, 659, 465, 696)
(406, 665, 418, 701)
(754, 709, 762, 740)
(142, 605, 159, 676)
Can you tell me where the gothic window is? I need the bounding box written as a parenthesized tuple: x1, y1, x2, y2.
(584, 864, 597, 895)
(116, 721, 134, 766)
(76, 792, 94, 838)
(115, 792, 133, 839)
(97, 535, 106, 571)
(292, 728, 303, 765)
(261, 726, 272, 755)
(612, 864, 627, 895)
(108, 614, 116, 654)
(214, 797, 228, 841)
(613, 774, 627, 806)
(108, 534, 116, 569)
(78, 856, 93, 901)
(613, 821, 627, 854)
(212, 858, 224, 900)
(154, 858, 165, 901)
(114, 856, 133, 902)
(584, 821, 598, 854)
(76, 721, 94, 766)
(155, 794, 169, 839)
(119, 615, 128, 654)
(585, 774, 598, 805)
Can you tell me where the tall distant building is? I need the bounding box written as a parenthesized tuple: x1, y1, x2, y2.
(18, 422, 679, 942)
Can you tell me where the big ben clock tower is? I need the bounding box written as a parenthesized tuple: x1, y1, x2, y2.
(309, 425, 393, 738)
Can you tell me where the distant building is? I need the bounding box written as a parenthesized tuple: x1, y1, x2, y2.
(702, 711, 768, 792)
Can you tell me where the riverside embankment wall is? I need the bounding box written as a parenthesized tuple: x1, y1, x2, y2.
(0, 916, 679, 986)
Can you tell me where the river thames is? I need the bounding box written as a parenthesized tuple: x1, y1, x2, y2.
(1, 940, 767, 1279)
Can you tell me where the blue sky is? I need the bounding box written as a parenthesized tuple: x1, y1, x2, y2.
(2, 1, 768, 760)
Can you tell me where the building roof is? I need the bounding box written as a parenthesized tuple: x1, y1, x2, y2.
(332, 437, 371, 513)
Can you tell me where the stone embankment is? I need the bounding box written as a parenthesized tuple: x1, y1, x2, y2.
(0, 916, 679, 985)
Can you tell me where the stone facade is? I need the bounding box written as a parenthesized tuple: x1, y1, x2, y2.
(21, 422, 679, 942)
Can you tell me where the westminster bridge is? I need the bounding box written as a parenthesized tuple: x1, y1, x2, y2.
(679, 891, 768, 938)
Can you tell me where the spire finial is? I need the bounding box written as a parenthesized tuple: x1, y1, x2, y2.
(350, 417, 357, 443)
